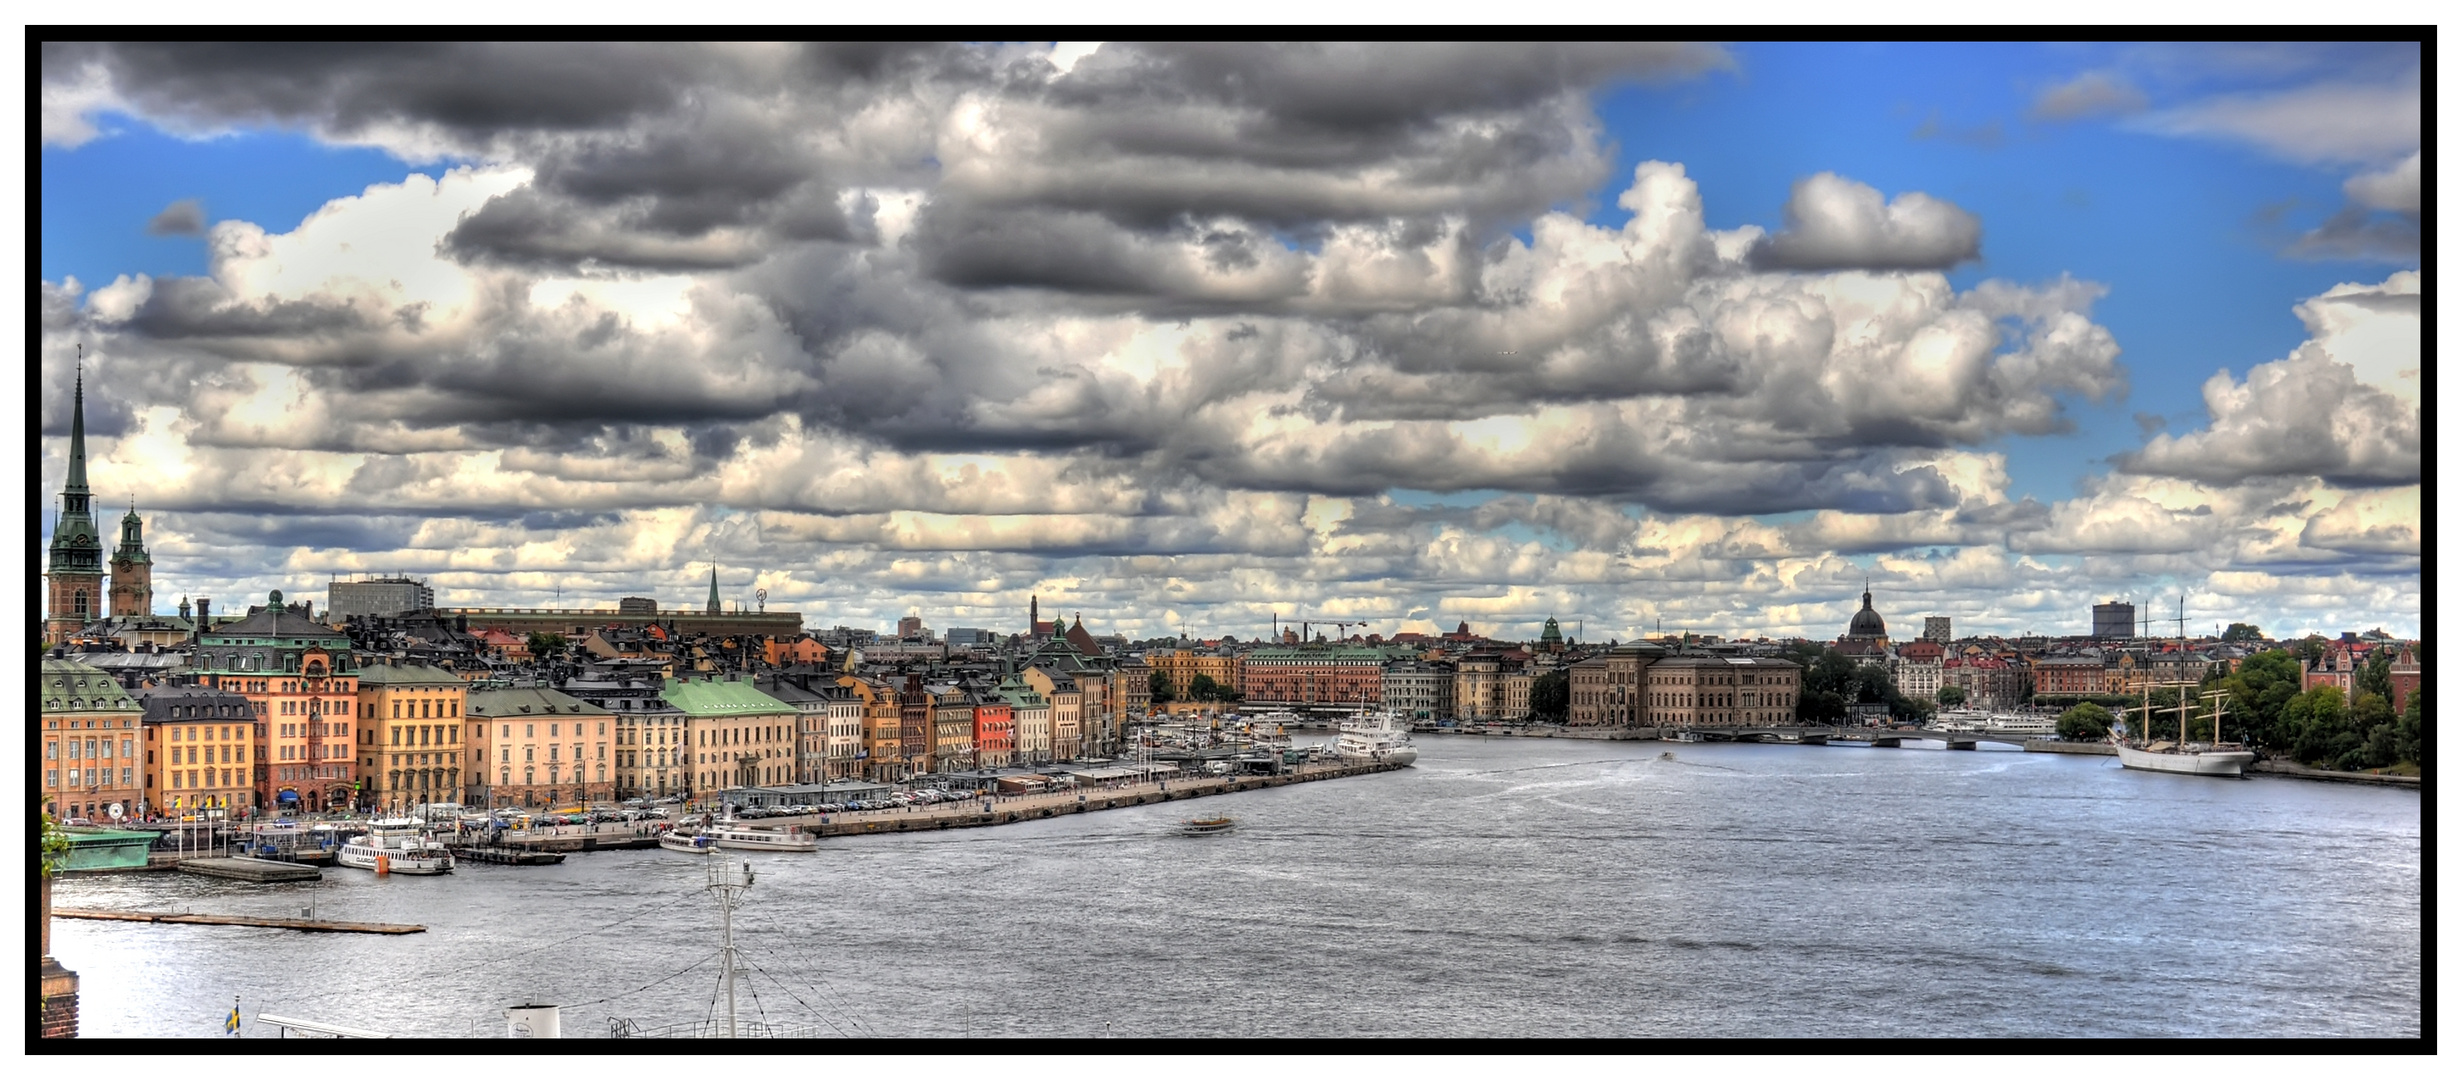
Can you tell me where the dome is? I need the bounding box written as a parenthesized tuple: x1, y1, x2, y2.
(1845, 585, 1888, 640)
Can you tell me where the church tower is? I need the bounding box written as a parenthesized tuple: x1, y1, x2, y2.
(706, 564, 721, 615)
(110, 501, 154, 617)
(46, 361, 105, 645)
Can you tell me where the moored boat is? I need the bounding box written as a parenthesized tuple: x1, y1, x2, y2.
(707, 824, 818, 853)
(336, 818, 455, 874)
(1334, 711, 1418, 766)
(659, 830, 721, 854)
(2112, 685, 2253, 778)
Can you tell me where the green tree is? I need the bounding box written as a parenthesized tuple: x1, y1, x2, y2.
(40, 805, 72, 878)
(527, 632, 569, 660)
(2056, 703, 2113, 741)
(2221, 622, 2264, 643)
(2206, 650, 2304, 749)
(1186, 673, 1236, 703)
(1148, 670, 1173, 704)
(2357, 650, 2394, 702)
(1528, 669, 1570, 722)
(2281, 685, 2356, 767)
(1935, 686, 1968, 707)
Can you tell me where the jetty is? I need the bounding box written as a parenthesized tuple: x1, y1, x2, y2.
(787, 758, 1408, 839)
(50, 908, 423, 935)
(177, 857, 322, 883)
(449, 845, 567, 866)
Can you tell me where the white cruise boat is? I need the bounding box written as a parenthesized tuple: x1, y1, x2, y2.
(1334, 711, 1418, 767)
(336, 818, 455, 874)
(707, 823, 819, 853)
(659, 830, 721, 854)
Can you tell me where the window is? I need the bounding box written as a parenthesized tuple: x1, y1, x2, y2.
(551, 723, 560, 737)
(393, 701, 402, 719)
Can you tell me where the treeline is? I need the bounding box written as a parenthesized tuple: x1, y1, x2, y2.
(1785, 643, 1934, 725)
(2200, 649, 2426, 772)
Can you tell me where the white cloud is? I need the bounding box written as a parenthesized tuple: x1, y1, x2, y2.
(2028, 71, 2147, 121)
(2342, 150, 2420, 214)
(1748, 172, 1981, 272)
(2138, 78, 2419, 165)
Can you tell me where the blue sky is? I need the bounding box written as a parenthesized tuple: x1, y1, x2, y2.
(38, 42, 2421, 641)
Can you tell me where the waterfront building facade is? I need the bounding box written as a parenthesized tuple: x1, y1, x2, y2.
(665, 674, 797, 796)
(1568, 645, 1659, 728)
(42, 658, 147, 822)
(1647, 656, 1802, 728)
(562, 666, 687, 800)
(1242, 645, 1395, 710)
(999, 679, 1054, 765)
(353, 659, 470, 814)
(973, 697, 1015, 768)
(191, 596, 361, 813)
(1148, 648, 1243, 702)
(930, 683, 975, 772)
(1454, 653, 1507, 721)
(1890, 640, 1946, 702)
(467, 685, 616, 808)
(2031, 654, 2105, 697)
(824, 692, 864, 781)
(136, 683, 256, 818)
(1382, 659, 1456, 721)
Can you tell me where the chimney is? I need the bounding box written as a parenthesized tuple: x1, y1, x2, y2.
(194, 598, 211, 644)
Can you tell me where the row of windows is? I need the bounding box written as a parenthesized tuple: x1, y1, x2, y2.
(46, 738, 136, 760)
(47, 767, 135, 788)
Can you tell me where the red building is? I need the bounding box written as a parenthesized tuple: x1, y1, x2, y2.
(972, 699, 1015, 768)
(2389, 646, 2422, 714)
(1240, 646, 1395, 709)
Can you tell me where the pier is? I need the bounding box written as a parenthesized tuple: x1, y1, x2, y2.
(51, 908, 423, 934)
(176, 857, 322, 883)
(776, 759, 1408, 839)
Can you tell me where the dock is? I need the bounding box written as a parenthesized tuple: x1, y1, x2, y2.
(449, 845, 567, 865)
(177, 857, 322, 882)
(793, 759, 1408, 839)
(51, 908, 424, 934)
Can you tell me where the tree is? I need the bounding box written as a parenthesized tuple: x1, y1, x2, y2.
(2056, 703, 2113, 741)
(527, 632, 569, 660)
(1528, 670, 1569, 722)
(2281, 685, 2356, 767)
(2207, 650, 2304, 749)
(2357, 650, 2394, 702)
(1935, 686, 1968, 708)
(1186, 673, 1236, 703)
(1148, 670, 1173, 704)
(2221, 622, 2264, 643)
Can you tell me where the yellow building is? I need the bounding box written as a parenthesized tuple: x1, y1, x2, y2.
(41, 658, 147, 822)
(664, 673, 796, 798)
(137, 683, 258, 818)
(354, 659, 471, 813)
(1148, 649, 1243, 702)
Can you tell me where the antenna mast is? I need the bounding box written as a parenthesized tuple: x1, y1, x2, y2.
(708, 858, 755, 1037)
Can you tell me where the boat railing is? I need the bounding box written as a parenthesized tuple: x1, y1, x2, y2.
(610, 1017, 831, 1039)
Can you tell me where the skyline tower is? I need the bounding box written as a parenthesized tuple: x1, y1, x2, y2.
(46, 360, 104, 645)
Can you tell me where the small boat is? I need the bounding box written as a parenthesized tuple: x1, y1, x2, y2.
(708, 824, 819, 853)
(336, 818, 455, 875)
(659, 831, 721, 854)
(1178, 816, 1236, 836)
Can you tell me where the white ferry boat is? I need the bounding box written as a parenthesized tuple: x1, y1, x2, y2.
(336, 818, 455, 874)
(708, 823, 819, 852)
(1334, 711, 1418, 767)
(659, 830, 721, 854)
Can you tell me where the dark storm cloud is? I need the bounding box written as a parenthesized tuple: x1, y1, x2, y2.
(125, 277, 381, 340)
(147, 198, 205, 236)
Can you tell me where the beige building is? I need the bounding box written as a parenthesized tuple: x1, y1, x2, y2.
(1148, 649, 1243, 702)
(929, 683, 975, 773)
(1454, 654, 1507, 721)
(665, 674, 797, 797)
(136, 683, 255, 819)
(1568, 645, 1661, 728)
(999, 679, 1054, 764)
(1647, 656, 1802, 729)
(468, 686, 616, 808)
(1025, 667, 1085, 760)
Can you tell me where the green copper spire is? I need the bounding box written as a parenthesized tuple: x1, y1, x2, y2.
(707, 564, 721, 615)
(49, 349, 104, 578)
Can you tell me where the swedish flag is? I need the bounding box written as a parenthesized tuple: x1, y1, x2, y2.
(225, 1000, 241, 1036)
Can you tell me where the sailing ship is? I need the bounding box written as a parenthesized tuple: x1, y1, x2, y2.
(2112, 687, 2253, 777)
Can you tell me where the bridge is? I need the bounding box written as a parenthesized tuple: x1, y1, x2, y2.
(1673, 725, 2038, 750)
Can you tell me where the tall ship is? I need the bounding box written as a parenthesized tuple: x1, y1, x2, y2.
(1334, 711, 1418, 767)
(336, 818, 456, 874)
(2113, 687, 2253, 778)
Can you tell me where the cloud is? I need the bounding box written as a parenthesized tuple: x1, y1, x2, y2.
(2028, 71, 2148, 121)
(1747, 172, 1981, 272)
(2343, 150, 2421, 214)
(147, 198, 206, 236)
(2139, 77, 2419, 166)
(2117, 272, 2419, 487)
(2284, 151, 2422, 261)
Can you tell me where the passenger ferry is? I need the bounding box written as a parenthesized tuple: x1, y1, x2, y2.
(658, 830, 721, 854)
(1334, 711, 1419, 767)
(1177, 816, 1236, 836)
(707, 823, 819, 853)
(336, 818, 456, 874)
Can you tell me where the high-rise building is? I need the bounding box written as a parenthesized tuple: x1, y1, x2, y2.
(328, 576, 437, 620)
(2092, 601, 2136, 639)
(1922, 616, 1951, 643)
(46, 367, 105, 645)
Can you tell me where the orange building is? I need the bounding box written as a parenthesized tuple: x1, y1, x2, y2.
(137, 684, 258, 819)
(191, 596, 363, 813)
(354, 660, 472, 814)
(40, 658, 147, 822)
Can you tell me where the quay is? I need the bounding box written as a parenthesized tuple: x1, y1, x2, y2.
(2248, 760, 2421, 787)
(177, 857, 322, 883)
(772, 759, 1407, 838)
(51, 907, 423, 935)
(449, 845, 567, 865)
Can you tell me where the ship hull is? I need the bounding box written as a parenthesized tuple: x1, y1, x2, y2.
(2114, 742, 2255, 777)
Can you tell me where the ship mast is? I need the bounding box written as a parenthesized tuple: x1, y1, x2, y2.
(709, 858, 754, 1037)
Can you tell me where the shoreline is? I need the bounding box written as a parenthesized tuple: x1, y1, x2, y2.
(780, 758, 1408, 838)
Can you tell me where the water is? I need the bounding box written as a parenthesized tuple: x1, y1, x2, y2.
(52, 736, 2421, 1038)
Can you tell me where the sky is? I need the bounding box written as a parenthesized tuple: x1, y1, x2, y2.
(36, 41, 2424, 643)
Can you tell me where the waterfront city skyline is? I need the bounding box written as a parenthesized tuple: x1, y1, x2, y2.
(39, 42, 2422, 641)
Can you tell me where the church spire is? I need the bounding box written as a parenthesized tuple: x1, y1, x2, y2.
(66, 348, 91, 500)
(706, 563, 721, 615)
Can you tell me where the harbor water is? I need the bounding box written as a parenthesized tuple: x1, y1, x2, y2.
(51, 734, 2421, 1038)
